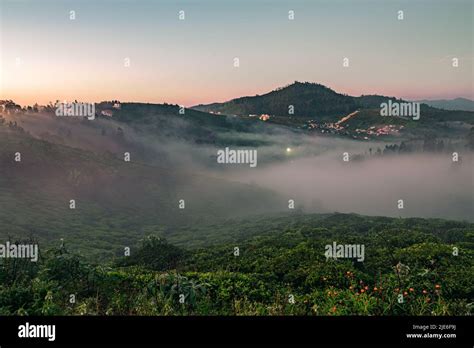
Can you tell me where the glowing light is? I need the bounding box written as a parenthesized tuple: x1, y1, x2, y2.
(286, 147, 292, 153)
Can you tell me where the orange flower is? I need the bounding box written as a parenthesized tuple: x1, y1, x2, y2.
(331, 306, 337, 313)
(361, 289, 365, 293)
(435, 284, 441, 289)
(373, 287, 378, 291)
(409, 288, 414, 292)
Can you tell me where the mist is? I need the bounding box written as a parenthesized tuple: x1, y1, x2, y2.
(225, 151, 474, 221)
(3, 109, 473, 223)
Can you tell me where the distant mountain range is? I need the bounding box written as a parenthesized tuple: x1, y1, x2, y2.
(414, 98, 474, 112)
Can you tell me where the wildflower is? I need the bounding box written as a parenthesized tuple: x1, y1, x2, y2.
(361, 289, 365, 293)
(403, 291, 408, 296)
(409, 288, 414, 292)
(373, 287, 378, 291)
(435, 284, 441, 289)
(422, 290, 428, 294)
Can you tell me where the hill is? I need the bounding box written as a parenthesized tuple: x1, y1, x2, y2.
(0, 124, 280, 260)
(193, 82, 358, 121)
(94, 102, 280, 147)
(193, 82, 474, 131)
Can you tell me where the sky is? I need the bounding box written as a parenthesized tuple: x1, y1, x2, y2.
(0, 0, 472, 106)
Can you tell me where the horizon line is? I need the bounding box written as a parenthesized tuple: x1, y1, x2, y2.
(2, 81, 473, 108)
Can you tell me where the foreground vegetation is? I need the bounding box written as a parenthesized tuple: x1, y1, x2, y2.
(1, 213, 472, 316)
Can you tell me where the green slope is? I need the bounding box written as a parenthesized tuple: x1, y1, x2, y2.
(0, 126, 279, 260)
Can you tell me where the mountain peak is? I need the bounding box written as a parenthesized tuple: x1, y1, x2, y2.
(274, 81, 338, 93)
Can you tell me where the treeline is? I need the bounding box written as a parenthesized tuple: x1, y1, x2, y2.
(362, 130, 474, 158)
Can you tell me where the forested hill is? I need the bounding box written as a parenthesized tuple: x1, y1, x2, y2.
(193, 81, 474, 125)
(194, 82, 358, 120)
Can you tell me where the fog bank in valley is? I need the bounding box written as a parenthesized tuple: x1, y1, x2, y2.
(227, 152, 473, 221)
(5, 110, 473, 222)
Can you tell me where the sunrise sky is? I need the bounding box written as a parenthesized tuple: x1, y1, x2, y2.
(1, 0, 472, 106)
